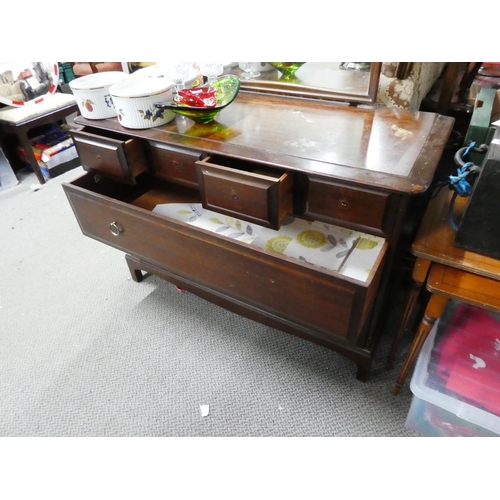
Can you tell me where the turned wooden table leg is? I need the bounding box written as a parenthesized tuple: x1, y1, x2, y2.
(387, 258, 431, 370)
(386, 280, 423, 370)
(393, 292, 449, 395)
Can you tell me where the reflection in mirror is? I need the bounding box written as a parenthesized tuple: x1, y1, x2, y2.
(228, 62, 381, 104)
(0, 62, 59, 106)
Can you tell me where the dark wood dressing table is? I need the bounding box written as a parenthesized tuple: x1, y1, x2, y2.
(62, 91, 454, 380)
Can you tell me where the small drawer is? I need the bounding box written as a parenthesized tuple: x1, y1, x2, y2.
(195, 155, 293, 230)
(71, 127, 148, 185)
(144, 141, 200, 189)
(303, 177, 390, 233)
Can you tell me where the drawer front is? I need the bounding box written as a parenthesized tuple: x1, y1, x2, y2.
(144, 142, 200, 189)
(71, 128, 147, 185)
(196, 156, 293, 230)
(64, 180, 378, 344)
(304, 177, 389, 233)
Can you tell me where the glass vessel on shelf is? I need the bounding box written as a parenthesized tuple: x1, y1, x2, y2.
(239, 62, 261, 80)
(268, 62, 305, 80)
(199, 62, 224, 84)
(161, 62, 193, 93)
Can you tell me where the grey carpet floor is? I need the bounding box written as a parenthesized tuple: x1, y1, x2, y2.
(0, 166, 418, 436)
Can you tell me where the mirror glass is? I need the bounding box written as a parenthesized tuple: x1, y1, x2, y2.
(0, 62, 59, 106)
(227, 62, 381, 104)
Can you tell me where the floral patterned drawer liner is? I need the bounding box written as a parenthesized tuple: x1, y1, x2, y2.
(152, 203, 385, 283)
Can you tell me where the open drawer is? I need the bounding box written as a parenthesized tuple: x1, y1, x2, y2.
(71, 127, 148, 185)
(63, 172, 388, 347)
(195, 155, 293, 230)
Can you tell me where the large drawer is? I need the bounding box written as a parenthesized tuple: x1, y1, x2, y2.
(196, 155, 293, 230)
(63, 173, 388, 345)
(71, 127, 148, 185)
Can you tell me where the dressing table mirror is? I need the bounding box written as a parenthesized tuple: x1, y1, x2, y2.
(228, 62, 382, 104)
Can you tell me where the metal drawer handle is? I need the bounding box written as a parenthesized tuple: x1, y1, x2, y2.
(109, 221, 124, 236)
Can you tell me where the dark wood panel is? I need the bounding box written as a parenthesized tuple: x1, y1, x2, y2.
(125, 254, 374, 374)
(144, 141, 201, 189)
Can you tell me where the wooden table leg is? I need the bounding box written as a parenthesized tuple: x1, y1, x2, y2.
(393, 291, 449, 395)
(17, 130, 46, 184)
(386, 258, 431, 369)
(126, 254, 146, 282)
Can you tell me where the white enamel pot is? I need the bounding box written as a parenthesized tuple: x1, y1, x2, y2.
(109, 77, 175, 129)
(69, 71, 128, 119)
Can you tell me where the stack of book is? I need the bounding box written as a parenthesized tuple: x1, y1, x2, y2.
(17, 124, 80, 179)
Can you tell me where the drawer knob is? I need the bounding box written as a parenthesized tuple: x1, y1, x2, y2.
(109, 221, 124, 236)
(340, 199, 349, 209)
(96, 154, 102, 164)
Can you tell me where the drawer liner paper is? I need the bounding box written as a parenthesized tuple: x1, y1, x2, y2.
(153, 203, 384, 282)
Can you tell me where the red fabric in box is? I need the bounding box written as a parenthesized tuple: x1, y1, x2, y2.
(434, 304, 500, 416)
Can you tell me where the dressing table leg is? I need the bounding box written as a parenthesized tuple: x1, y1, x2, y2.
(126, 254, 146, 282)
(356, 365, 370, 382)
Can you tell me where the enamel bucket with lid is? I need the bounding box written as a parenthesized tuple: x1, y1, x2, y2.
(69, 71, 128, 119)
(109, 77, 175, 129)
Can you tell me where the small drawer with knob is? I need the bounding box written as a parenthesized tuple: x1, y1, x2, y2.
(71, 127, 148, 185)
(195, 155, 293, 230)
(302, 177, 391, 235)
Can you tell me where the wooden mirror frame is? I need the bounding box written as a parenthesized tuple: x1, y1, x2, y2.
(236, 62, 382, 104)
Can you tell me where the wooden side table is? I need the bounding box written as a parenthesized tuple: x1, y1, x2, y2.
(391, 186, 500, 394)
(0, 92, 79, 184)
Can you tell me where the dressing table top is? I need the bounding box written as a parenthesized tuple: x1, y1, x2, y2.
(75, 91, 454, 194)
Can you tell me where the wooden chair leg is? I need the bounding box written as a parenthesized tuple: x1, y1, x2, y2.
(387, 257, 431, 370)
(393, 293, 449, 395)
(386, 280, 423, 370)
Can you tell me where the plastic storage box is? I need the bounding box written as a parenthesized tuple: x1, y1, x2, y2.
(405, 301, 500, 437)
